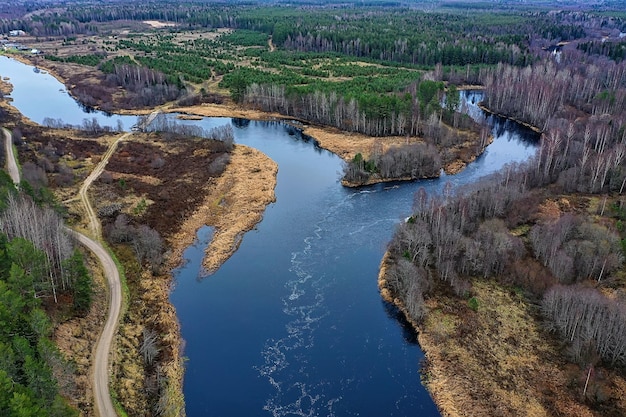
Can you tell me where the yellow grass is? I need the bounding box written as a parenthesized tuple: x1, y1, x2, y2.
(301, 125, 421, 161)
(0, 78, 13, 96)
(166, 144, 278, 274)
(418, 280, 596, 417)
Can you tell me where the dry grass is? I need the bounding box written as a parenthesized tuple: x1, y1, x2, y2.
(2, 54, 279, 416)
(112, 263, 185, 417)
(537, 199, 563, 222)
(168, 105, 486, 179)
(301, 125, 421, 161)
(0, 78, 13, 96)
(169, 105, 424, 165)
(417, 280, 617, 417)
(167, 144, 278, 274)
(80, 134, 276, 414)
(379, 247, 626, 417)
(168, 103, 279, 121)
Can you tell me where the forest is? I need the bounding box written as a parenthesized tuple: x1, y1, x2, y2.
(384, 35, 626, 416)
(26, 2, 554, 183)
(3, 0, 626, 416)
(0, 135, 90, 416)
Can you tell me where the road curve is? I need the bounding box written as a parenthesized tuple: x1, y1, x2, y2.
(80, 132, 131, 239)
(78, 132, 131, 417)
(3, 126, 125, 417)
(2, 127, 20, 184)
(69, 229, 122, 417)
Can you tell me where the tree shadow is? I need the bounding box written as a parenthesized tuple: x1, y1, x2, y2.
(381, 299, 418, 345)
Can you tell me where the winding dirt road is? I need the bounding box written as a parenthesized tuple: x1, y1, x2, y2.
(72, 229, 122, 417)
(77, 132, 131, 417)
(3, 126, 125, 417)
(80, 133, 131, 239)
(2, 127, 20, 184)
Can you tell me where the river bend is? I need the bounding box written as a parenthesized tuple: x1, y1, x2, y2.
(0, 55, 538, 416)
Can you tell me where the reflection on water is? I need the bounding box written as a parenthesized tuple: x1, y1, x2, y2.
(0, 55, 138, 130)
(382, 301, 419, 345)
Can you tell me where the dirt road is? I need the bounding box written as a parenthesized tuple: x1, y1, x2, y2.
(71, 229, 122, 417)
(2, 127, 20, 184)
(79, 132, 131, 239)
(3, 126, 125, 417)
(78, 132, 131, 417)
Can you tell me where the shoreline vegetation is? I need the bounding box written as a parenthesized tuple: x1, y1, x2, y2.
(378, 89, 626, 416)
(380, 59, 626, 416)
(9, 51, 487, 181)
(6, 3, 624, 414)
(7, 50, 491, 183)
(477, 102, 544, 134)
(166, 144, 277, 275)
(1, 55, 279, 415)
(378, 251, 597, 417)
(3, 52, 496, 417)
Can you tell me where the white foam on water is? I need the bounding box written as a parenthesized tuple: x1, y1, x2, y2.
(257, 189, 406, 416)
(256, 194, 357, 415)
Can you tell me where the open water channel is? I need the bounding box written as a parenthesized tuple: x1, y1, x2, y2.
(1, 55, 538, 416)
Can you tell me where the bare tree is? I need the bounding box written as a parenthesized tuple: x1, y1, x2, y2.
(132, 225, 164, 273)
(0, 194, 74, 301)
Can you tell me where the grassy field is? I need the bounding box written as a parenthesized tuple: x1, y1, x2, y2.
(22, 21, 425, 105)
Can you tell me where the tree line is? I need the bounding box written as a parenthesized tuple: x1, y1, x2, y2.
(11, 2, 623, 68)
(481, 53, 626, 195)
(0, 162, 92, 416)
(386, 51, 626, 382)
(543, 285, 626, 367)
(140, 114, 235, 152)
(0, 192, 91, 311)
(0, 233, 81, 417)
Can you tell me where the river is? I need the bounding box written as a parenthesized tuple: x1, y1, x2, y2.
(1, 55, 538, 417)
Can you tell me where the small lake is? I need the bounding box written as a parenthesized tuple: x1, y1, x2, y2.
(1, 55, 538, 416)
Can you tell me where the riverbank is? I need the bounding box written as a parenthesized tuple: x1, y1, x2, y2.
(166, 144, 277, 274)
(378, 254, 603, 417)
(342, 173, 438, 188)
(0, 54, 279, 416)
(0, 77, 13, 96)
(0, 85, 278, 415)
(11, 52, 489, 187)
(478, 103, 543, 134)
(88, 135, 277, 415)
(170, 103, 490, 179)
(168, 103, 425, 166)
(4, 53, 491, 415)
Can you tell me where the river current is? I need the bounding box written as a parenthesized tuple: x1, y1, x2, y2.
(1, 55, 538, 416)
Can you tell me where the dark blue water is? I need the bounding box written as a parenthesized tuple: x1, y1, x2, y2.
(2, 56, 538, 416)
